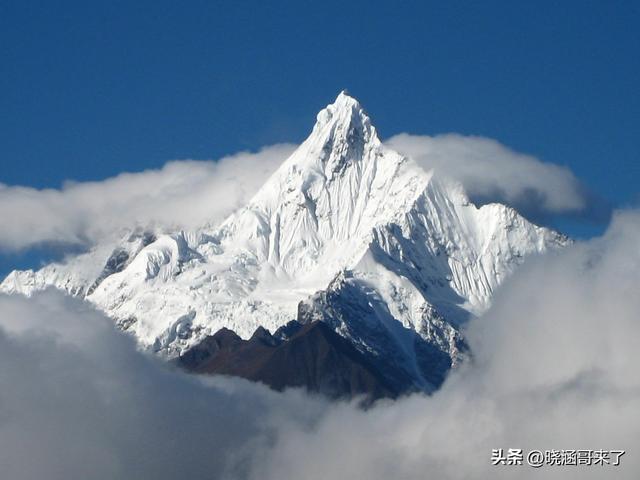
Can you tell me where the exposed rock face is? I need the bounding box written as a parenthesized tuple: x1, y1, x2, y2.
(178, 321, 400, 401)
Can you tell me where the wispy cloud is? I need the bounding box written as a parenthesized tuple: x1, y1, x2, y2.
(0, 133, 610, 255)
(0, 144, 295, 252)
(386, 133, 610, 224)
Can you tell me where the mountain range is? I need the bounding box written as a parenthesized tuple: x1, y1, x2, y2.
(1, 92, 567, 397)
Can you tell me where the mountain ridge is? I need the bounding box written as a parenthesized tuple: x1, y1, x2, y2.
(1, 91, 567, 393)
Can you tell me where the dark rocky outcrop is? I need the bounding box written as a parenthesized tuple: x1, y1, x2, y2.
(177, 320, 401, 401)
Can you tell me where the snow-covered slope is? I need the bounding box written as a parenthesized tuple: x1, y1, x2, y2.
(1, 92, 566, 389)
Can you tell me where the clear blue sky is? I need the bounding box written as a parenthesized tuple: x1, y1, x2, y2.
(1, 1, 638, 240)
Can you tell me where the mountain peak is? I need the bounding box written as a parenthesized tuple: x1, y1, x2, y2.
(334, 89, 359, 107)
(314, 90, 369, 127)
(298, 92, 381, 178)
(0, 93, 567, 395)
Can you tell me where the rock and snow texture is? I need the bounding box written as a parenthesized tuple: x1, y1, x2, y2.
(1, 92, 567, 389)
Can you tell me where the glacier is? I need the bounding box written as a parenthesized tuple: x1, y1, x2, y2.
(1, 91, 567, 391)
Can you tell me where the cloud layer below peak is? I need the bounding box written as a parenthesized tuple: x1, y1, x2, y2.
(1, 209, 638, 479)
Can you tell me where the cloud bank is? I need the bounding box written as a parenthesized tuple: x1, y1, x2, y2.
(0, 132, 607, 255)
(1, 209, 638, 479)
(251, 209, 640, 480)
(386, 133, 608, 223)
(0, 144, 295, 252)
(0, 290, 327, 480)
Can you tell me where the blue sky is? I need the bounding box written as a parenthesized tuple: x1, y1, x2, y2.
(0, 0, 638, 273)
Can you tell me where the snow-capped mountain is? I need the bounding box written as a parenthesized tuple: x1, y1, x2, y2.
(1, 92, 567, 392)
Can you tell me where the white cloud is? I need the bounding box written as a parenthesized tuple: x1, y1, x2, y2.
(0, 133, 605, 255)
(1, 210, 638, 479)
(386, 133, 593, 218)
(0, 144, 295, 252)
(246, 209, 640, 480)
(0, 290, 327, 480)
